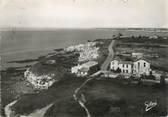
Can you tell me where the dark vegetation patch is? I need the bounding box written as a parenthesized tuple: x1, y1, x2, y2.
(5, 74, 168, 117)
(117, 43, 168, 49)
(11, 78, 167, 117)
(118, 38, 168, 45)
(10, 77, 86, 115)
(29, 51, 79, 76)
(44, 98, 86, 117)
(82, 79, 168, 117)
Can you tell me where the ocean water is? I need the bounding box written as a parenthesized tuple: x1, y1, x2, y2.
(1, 29, 168, 69)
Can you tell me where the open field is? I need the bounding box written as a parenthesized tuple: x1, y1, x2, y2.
(8, 78, 168, 117)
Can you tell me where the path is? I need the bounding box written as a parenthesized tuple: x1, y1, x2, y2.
(5, 100, 53, 117)
(73, 39, 116, 117)
(101, 39, 116, 71)
(27, 103, 53, 117)
(5, 100, 18, 117)
(73, 77, 95, 117)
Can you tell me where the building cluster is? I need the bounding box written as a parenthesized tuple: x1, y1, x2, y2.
(148, 35, 167, 40)
(71, 61, 99, 77)
(120, 35, 168, 40)
(132, 52, 143, 59)
(66, 42, 99, 62)
(71, 50, 152, 78)
(117, 52, 144, 59)
(110, 58, 151, 77)
(111, 52, 151, 77)
(25, 38, 168, 90)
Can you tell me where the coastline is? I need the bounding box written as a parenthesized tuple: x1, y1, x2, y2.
(1, 34, 168, 117)
(1, 49, 54, 71)
(0, 38, 106, 116)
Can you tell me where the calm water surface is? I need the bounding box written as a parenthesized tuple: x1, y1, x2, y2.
(1, 29, 168, 69)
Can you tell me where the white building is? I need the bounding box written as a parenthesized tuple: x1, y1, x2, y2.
(149, 35, 158, 39)
(111, 60, 132, 74)
(132, 52, 143, 59)
(71, 61, 99, 76)
(133, 59, 151, 76)
(110, 58, 151, 77)
(119, 61, 132, 74)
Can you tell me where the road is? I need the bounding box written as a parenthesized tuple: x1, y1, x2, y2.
(5, 100, 53, 117)
(101, 39, 116, 71)
(73, 39, 116, 117)
(73, 77, 95, 117)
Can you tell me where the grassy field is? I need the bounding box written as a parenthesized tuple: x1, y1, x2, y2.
(83, 78, 167, 117)
(9, 78, 168, 117)
(10, 76, 86, 115)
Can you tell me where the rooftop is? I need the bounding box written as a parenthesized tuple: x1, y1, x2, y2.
(112, 57, 150, 64)
(119, 61, 133, 65)
(81, 61, 98, 68)
(79, 67, 89, 72)
(133, 58, 150, 63)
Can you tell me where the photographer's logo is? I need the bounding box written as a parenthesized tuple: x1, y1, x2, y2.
(144, 101, 157, 112)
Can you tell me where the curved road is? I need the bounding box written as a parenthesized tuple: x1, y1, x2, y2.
(101, 39, 116, 71)
(5, 100, 53, 117)
(73, 39, 116, 117)
(73, 77, 95, 117)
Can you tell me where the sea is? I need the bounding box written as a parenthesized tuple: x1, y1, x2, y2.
(1, 28, 168, 70)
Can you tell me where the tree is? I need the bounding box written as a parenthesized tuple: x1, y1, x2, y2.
(147, 71, 156, 80)
(138, 35, 142, 39)
(118, 33, 123, 38)
(131, 35, 135, 39)
(160, 75, 165, 86)
(112, 35, 116, 37)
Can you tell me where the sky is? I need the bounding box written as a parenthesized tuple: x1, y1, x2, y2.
(0, 0, 167, 28)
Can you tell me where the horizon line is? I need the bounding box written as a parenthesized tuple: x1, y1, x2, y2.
(1, 27, 168, 31)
